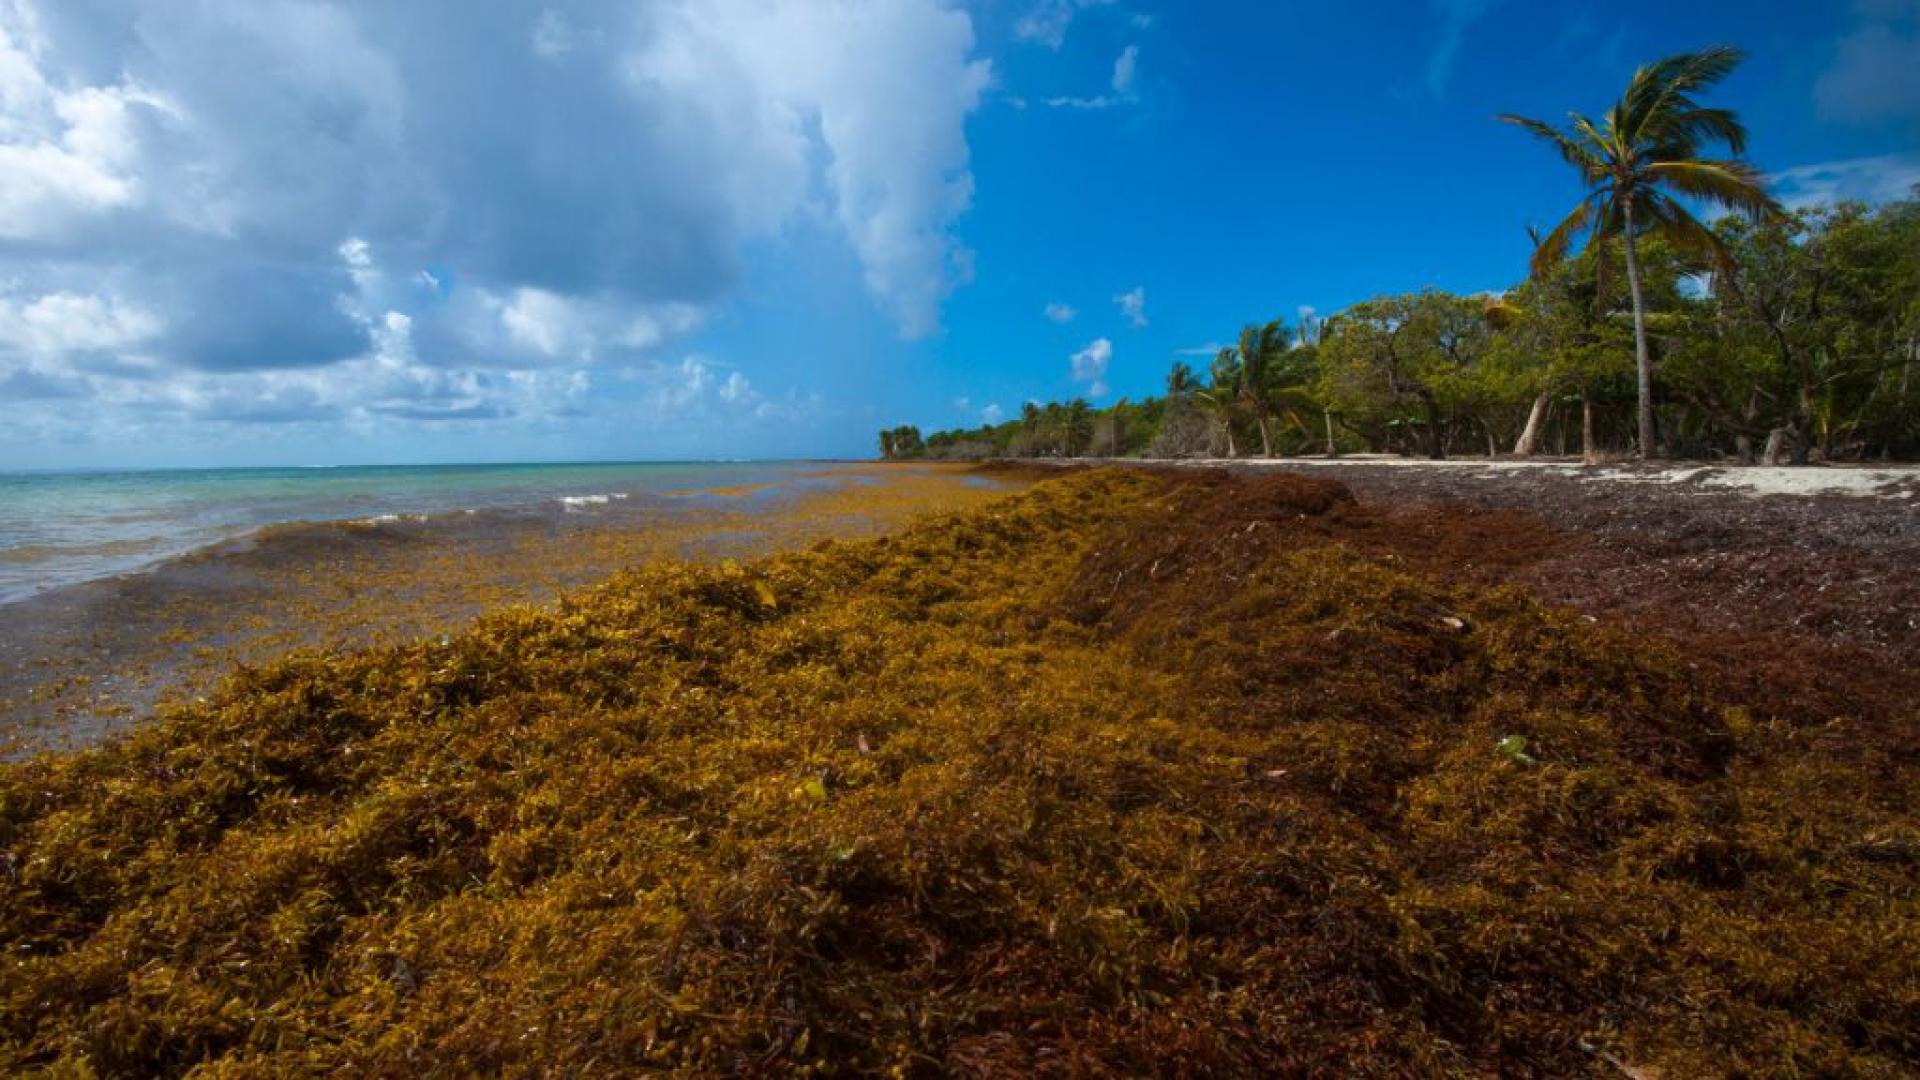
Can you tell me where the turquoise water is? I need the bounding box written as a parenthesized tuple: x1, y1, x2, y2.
(0, 461, 841, 604)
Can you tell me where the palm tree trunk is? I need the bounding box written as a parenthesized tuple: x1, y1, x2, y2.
(1581, 384, 1597, 465)
(1513, 390, 1550, 456)
(1257, 412, 1273, 457)
(1323, 409, 1339, 458)
(1622, 200, 1658, 460)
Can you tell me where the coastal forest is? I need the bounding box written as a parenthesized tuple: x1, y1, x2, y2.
(884, 51, 1920, 466)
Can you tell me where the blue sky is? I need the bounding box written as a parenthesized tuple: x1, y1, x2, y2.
(1, 0, 1914, 468)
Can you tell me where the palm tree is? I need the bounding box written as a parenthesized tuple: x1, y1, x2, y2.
(1166, 362, 1199, 398)
(1208, 347, 1244, 457)
(1500, 45, 1779, 459)
(1064, 398, 1094, 456)
(1235, 320, 1292, 456)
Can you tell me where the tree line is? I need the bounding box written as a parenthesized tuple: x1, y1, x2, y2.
(881, 48, 1919, 465)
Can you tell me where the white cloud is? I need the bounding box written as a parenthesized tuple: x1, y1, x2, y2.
(1013, 0, 1115, 49)
(1044, 44, 1142, 110)
(635, 0, 990, 338)
(443, 285, 708, 367)
(0, 0, 988, 445)
(1173, 342, 1221, 357)
(1111, 44, 1138, 94)
(497, 287, 578, 358)
(1114, 285, 1147, 328)
(0, 5, 179, 239)
(1770, 154, 1920, 209)
(1817, 0, 1920, 127)
(0, 289, 162, 356)
(980, 402, 1003, 423)
(604, 354, 819, 427)
(1070, 336, 1111, 396)
(1044, 301, 1077, 323)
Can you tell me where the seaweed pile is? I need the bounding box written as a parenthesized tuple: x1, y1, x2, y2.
(2, 469, 1915, 1075)
(3, 462, 1016, 752)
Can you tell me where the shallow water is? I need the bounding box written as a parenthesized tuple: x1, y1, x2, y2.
(0, 461, 848, 604)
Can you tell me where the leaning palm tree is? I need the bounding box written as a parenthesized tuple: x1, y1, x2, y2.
(1500, 45, 1779, 459)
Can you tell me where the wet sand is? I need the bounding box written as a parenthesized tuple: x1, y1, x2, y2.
(0, 463, 1024, 754)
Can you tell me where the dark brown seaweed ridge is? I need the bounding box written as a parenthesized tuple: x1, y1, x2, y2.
(2, 468, 1915, 1076)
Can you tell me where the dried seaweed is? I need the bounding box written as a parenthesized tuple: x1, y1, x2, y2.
(2, 468, 1915, 1076)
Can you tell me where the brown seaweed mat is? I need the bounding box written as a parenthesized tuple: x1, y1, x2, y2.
(3, 468, 1915, 1076)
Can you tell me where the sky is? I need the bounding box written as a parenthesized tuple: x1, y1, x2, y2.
(0, 0, 1915, 469)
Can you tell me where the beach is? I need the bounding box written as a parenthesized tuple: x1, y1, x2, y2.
(2, 463, 1916, 1074)
(0, 462, 1025, 753)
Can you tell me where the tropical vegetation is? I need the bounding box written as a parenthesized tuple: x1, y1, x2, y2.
(884, 50, 1919, 465)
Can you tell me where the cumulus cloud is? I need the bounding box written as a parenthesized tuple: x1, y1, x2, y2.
(980, 402, 1004, 423)
(1044, 301, 1077, 323)
(634, 0, 989, 338)
(1816, 0, 1920, 127)
(1069, 336, 1111, 397)
(1113, 285, 1147, 328)
(0, 0, 987, 447)
(0, 290, 161, 357)
(626, 355, 822, 426)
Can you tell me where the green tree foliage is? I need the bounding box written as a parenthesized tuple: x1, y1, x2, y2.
(1500, 45, 1782, 458)
(895, 185, 1916, 464)
(877, 426, 925, 460)
(1674, 200, 1920, 461)
(1316, 292, 1494, 459)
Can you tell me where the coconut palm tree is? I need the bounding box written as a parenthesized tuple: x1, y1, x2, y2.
(1235, 320, 1292, 456)
(1166, 362, 1199, 398)
(1500, 45, 1779, 459)
(1209, 347, 1244, 457)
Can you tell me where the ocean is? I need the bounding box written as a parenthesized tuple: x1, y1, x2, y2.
(0, 460, 856, 604)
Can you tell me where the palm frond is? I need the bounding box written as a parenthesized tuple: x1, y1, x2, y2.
(1618, 47, 1745, 146)
(1645, 105, 1749, 156)
(1531, 197, 1597, 278)
(1644, 160, 1780, 220)
(1642, 192, 1735, 274)
(1568, 112, 1618, 170)
(1498, 114, 1607, 180)
(1663, 45, 1744, 95)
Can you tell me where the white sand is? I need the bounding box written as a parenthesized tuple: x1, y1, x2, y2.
(1147, 456, 1920, 501)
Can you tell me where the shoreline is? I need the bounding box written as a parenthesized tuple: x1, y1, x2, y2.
(0, 460, 898, 607)
(0, 462, 1025, 754)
